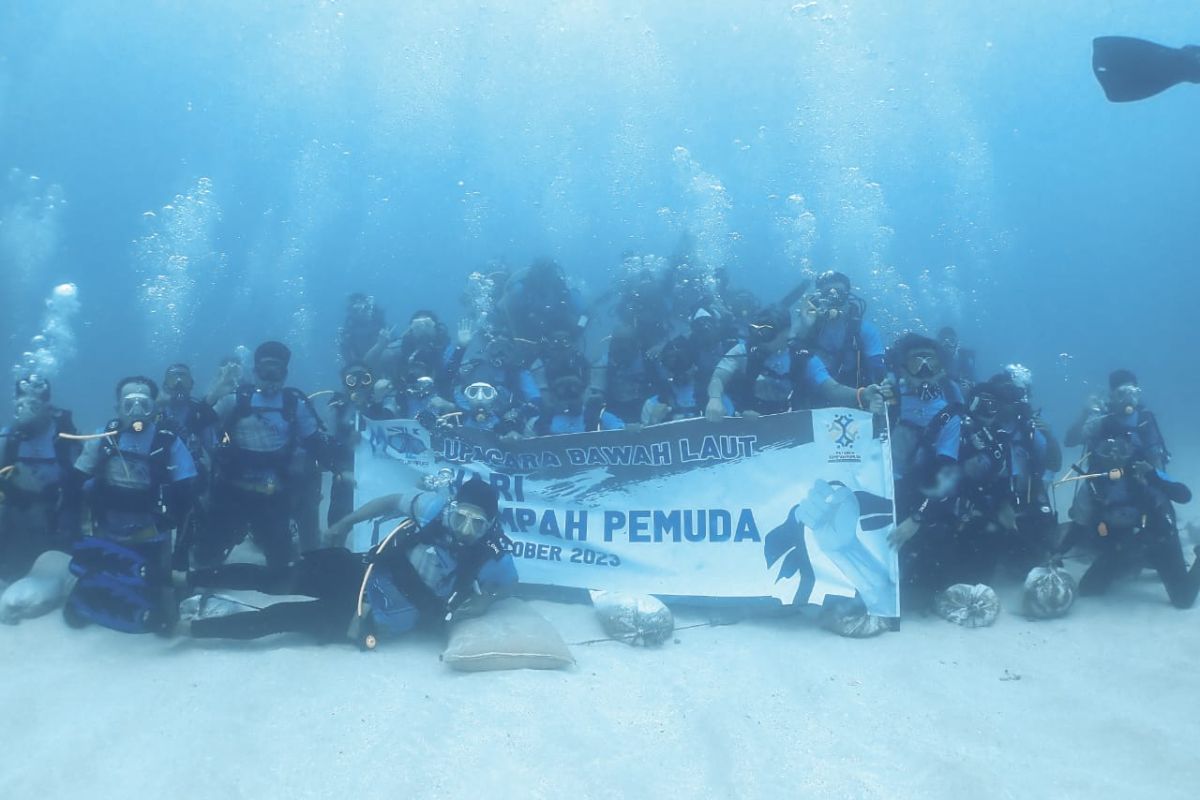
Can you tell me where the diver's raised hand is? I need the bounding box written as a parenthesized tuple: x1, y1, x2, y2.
(457, 319, 475, 348)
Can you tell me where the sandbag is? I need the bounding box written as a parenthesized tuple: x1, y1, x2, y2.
(590, 590, 674, 646)
(442, 598, 574, 672)
(1022, 561, 1077, 619)
(818, 595, 891, 638)
(0, 550, 76, 624)
(934, 583, 1000, 628)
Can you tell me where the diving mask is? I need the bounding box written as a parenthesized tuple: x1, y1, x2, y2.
(445, 501, 492, 543)
(13, 396, 49, 429)
(409, 375, 435, 398)
(465, 381, 499, 406)
(17, 373, 50, 399)
(906, 351, 940, 379)
(1113, 383, 1141, 415)
(164, 369, 193, 398)
(255, 358, 288, 385)
(120, 392, 155, 432)
(970, 394, 1000, 420)
(344, 371, 374, 389)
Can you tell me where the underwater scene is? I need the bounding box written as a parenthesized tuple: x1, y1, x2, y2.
(2, 3, 1199, 799)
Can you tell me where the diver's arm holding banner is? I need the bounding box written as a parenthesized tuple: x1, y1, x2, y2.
(818, 380, 887, 414)
(326, 491, 422, 547)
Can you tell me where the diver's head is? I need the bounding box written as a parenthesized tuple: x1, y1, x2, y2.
(747, 306, 791, 352)
(659, 337, 697, 383)
(408, 310, 439, 341)
(15, 372, 51, 402)
(346, 293, 377, 323)
(543, 329, 575, 356)
(689, 308, 719, 346)
(406, 373, 436, 399)
(162, 363, 194, 404)
(546, 353, 589, 412)
(341, 361, 374, 405)
(607, 327, 640, 367)
(891, 334, 945, 383)
(1108, 369, 1141, 415)
(814, 270, 852, 318)
(12, 394, 52, 432)
(1004, 363, 1033, 400)
(968, 383, 1003, 425)
(253, 341, 291, 393)
(463, 381, 500, 422)
(115, 376, 158, 433)
(443, 476, 500, 545)
(484, 336, 516, 370)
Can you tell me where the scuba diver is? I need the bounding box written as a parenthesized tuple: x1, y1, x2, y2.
(938, 326, 977, 393)
(368, 309, 457, 388)
(1060, 370, 1198, 607)
(882, 335, 970, 609)
(594, 325, 660, 424)
(613, 262, 673, 354)
(181, 477, 517, 646)
(1075, 370, 1168, 470)
(1093, 36, 1200, 102)
(494, 259, 586, 346)
(338, 293, 387, 368)
(157, 363, 220, 569)
(325, 361, 378, 527)
(199, 341, 343, 572)
(448, 381, 519, 435)
(67, 376, 196, 633)
(529, 352, 625, 435)
(705, 303, 887, 421)
(396, 352, 458, 427)
(453, 334, 541, 427)
(953, 375, 1058, 582)
(642, 336, 734, 426)
(808, 271, 886, 389)
(158, 364, 219, 470)
(686, 307, 736, 392)
(0, 376, 82, 583)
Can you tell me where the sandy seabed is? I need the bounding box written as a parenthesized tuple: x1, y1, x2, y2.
(2, 573, 1198, 800)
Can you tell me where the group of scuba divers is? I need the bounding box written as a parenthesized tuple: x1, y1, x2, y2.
(1, 259, 1197, 648)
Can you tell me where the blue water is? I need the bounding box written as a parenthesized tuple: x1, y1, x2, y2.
(2, 1, 1199, 470)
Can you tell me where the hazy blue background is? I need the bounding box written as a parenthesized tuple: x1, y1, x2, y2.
(2, 1, 1198, 479)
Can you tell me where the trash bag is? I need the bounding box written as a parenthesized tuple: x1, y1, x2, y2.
(818, 595, 891, 638)
(1022, 561, 1077, 619)
(590, 590, 674, 646)
(933, 583, 1000, 628)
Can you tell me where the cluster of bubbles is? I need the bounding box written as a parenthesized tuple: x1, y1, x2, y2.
(664, 146, 734, 284)
(12, 283, 81, 379)
(0, 168, 66, 294)
(135, 177, 225, 358)
(459, 181, 489, 241)
(777, 193, 819, 275)
(615, 252, 671, 307)
(462, 270, 498, 336)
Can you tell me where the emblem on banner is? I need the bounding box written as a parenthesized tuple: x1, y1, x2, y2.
(826, 413, 862, 464)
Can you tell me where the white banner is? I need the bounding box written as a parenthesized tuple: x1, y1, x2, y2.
(352, 409, 899, 617)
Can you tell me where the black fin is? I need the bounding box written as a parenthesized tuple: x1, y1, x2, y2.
(1093, 36, 1200, 102)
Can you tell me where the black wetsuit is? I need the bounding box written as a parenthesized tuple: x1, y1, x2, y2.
(1076, 509, 1200, 609)
(189, 548, 363, 642)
